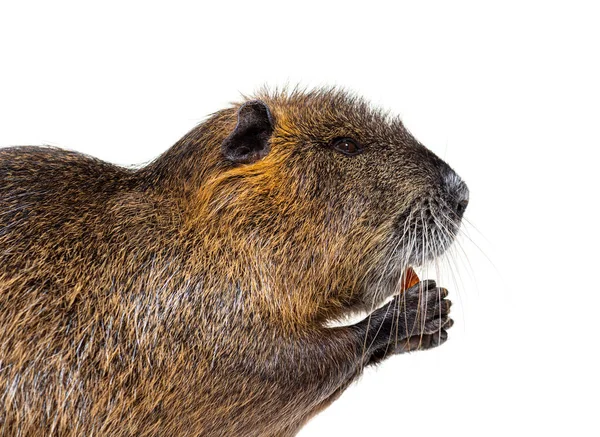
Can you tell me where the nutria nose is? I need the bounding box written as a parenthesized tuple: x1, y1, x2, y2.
(456, 198, 469, 216)
(453, 180, 469, 218)
(442, 167, 469, 218)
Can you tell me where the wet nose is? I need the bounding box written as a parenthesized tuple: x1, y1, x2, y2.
(453, 181, 469, 217)
(443, 168, 469, 218)
(456, 196, 469, 217)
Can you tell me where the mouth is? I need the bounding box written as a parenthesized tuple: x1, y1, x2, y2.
(363, 202, 461, 308)
(393, 200, 462, 268)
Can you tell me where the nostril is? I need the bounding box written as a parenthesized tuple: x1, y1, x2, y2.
(456, 199, 469, 216)
(442, 166, 469, 217)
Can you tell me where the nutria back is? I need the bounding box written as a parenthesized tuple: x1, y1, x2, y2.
(0, 88, 467, 436)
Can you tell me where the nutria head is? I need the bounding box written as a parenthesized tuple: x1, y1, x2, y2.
(151, 88, 468, 324)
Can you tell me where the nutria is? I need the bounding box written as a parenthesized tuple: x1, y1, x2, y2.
(0, 88, 469, 436)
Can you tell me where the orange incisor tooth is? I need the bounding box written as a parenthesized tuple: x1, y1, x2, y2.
(400, 267, 420, 292)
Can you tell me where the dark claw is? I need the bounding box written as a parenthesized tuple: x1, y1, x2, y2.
(439, 287, 449, 298)
(441, 298, 452, 314)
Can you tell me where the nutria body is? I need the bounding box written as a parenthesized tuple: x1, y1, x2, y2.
(0, 88, 468, 436)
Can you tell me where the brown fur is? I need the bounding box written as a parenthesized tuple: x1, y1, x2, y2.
(0, 88, 466, 436)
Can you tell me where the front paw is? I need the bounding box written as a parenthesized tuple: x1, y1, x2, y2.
(365, 280, 453, 362)
(396, 279, 454, 339)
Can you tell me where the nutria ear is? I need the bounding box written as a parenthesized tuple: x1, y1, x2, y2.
(222, 100, 274, 164)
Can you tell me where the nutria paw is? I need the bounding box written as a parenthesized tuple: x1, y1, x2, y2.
(395, 280, 454, 338)
(363, 280, 453, 363)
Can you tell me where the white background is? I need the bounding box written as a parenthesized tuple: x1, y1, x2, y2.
(1, 1, 598, 436)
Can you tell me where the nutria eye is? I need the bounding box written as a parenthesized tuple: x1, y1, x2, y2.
(332, 137, 363, 156)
